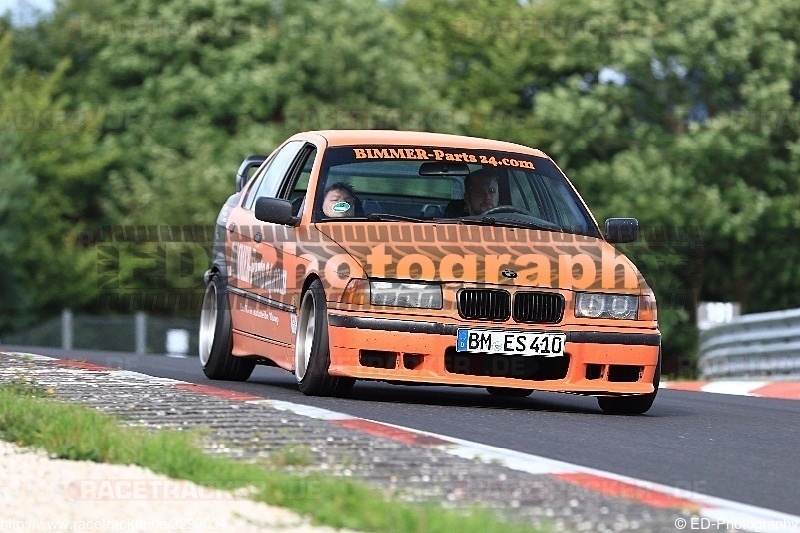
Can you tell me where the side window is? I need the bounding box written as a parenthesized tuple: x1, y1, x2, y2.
(509, 169, 544, 218)
(286, 147, 317, 216)
(244, 140, 304, 210)
(546, 178, 592, 234)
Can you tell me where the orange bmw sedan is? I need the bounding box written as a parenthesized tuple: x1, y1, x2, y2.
(199, 130, 660, 414)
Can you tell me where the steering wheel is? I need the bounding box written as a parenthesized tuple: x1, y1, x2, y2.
(481, 206, 531, 216)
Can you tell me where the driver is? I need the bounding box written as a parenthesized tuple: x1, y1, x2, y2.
(464, 168, 500, 215)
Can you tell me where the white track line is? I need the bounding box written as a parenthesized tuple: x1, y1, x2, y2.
(700, 381, 769, 395)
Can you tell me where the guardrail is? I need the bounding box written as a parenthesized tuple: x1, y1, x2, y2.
(0, 309, 198, 356)
(699, 308, 800, 379)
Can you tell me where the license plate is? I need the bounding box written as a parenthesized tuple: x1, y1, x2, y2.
(456, 329, 566, 357)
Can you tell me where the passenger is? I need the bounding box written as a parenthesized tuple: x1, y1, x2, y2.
(322, 182, 358, 218)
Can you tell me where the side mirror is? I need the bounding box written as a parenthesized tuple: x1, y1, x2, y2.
(236, 155, 267, 192)
(254, 197, 297, 225)
(605, 218, 639, 243)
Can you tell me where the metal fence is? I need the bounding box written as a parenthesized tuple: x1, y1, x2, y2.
(0, 310, 199, 356)
(699, 308, 800, 379)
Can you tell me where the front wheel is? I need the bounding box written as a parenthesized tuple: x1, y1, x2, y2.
(597, 349, 661, 415)
(295, 279, 355, 396)
(199, 274, 255, 381)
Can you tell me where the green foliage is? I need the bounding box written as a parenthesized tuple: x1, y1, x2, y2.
(84, 0, 449, 228)
(268, 444, 315, 467)
(0, 32, 114, 334)
(523, 0, 800, 365)
(71, 0, 454, 315)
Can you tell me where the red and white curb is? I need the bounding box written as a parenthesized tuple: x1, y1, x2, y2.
(257, 399, 800, 532)
(662, 381, 800, 400)
(6, 353, 800, 532)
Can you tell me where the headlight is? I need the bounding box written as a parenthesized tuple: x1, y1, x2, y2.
(370, 281, 443, 309)
(575, 293, 638, 320)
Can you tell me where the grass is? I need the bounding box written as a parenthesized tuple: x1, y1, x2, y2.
(0, 383, 543, 533)
(268, 444, 316, 467)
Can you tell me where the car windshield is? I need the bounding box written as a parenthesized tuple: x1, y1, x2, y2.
(311, 146, 601, 238)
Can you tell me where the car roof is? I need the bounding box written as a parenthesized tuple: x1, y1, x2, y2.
(305, 130, 548, 158)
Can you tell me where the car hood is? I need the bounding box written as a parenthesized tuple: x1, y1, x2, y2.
(315, 222, 645, 292)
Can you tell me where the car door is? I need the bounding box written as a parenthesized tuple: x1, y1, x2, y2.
(226, 140, 317, 368)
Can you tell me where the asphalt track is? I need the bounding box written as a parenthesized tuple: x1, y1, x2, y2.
(5, 346, 799, 517)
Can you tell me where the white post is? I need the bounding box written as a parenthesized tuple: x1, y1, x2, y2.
(61, 309, 73, 350)
(135, 312, 147, 355)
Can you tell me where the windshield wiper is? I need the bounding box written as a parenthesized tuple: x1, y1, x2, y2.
(448, 216, 562, 232)
(362, 213, 426, 223)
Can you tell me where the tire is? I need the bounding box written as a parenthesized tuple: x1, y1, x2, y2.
(486, 387, 533, 398)
(199, 274, 255, 381)
(597, 348, 661, 415)
(295, 279, 355, 396)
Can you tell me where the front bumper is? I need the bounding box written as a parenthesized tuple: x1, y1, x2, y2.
(327, 313, 660, 395)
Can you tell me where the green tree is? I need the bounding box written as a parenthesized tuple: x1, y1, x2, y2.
(522, 0, 800, 370)
(0, 32, 114, 335)
(7, 0, 452, 318)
